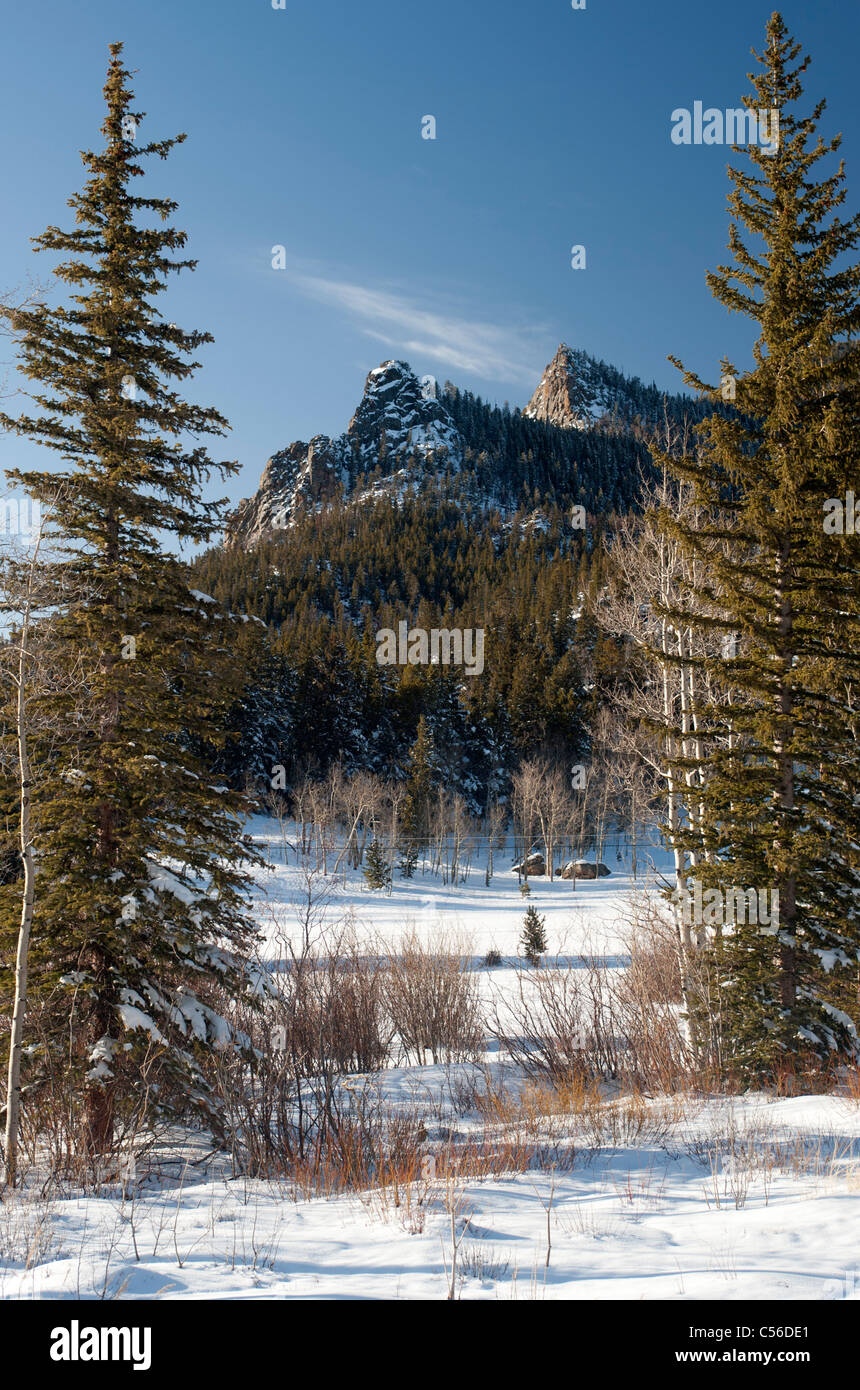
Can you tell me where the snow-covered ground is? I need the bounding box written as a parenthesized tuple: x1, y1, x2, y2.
(3, 821, 859, 1302)
(3, 1088, 859, 1301)
(249, 814, 647, 955)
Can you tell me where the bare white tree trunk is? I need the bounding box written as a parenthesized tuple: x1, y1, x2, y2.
(4, 526, 44, 1188)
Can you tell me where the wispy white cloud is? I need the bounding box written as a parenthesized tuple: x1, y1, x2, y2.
(288, 271, 547, 386)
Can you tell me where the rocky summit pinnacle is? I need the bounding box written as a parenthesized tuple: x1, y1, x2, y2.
(523, 344, 595, 429)
(348, 360, 460, 461)
(225, 360, 463, 547)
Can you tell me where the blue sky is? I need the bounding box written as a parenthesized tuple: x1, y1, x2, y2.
(1, 0, 857, 515)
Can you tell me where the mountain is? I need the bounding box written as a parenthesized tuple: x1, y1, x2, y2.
(224, 346, 716, 548)
(524, 343, 709, 432)
(226, 361, 463, 547)
(524, 344, 597, 429)
(197, 346, 728, 803)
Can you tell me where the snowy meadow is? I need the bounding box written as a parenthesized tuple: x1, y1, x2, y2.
(2, 819, 859, 1303)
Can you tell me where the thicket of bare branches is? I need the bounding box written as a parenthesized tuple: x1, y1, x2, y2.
(384, 931, 483, 1066)
(259, 744, 648, 892)
(488, 911, 703, 1092)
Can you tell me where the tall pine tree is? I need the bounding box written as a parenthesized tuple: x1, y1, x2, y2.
(399, 715, 435, 874)
(0, 46, 263, 1150)
(657, 14, 860, 1075)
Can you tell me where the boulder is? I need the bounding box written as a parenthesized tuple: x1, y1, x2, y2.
(511, 852, 547, 877)
(560, 860, 611, 880)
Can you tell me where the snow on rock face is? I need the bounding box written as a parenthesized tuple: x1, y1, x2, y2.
(523, 343, 603, 430)
(225, 360, 463, 546)
(524, 342, 709, 436)
(225, 436, 344, 548)
(346, 360, 461, 470)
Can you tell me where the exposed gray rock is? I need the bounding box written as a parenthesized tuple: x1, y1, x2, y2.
(523, 344, 600, 430)
(512, 852, 547, 877)
(347, 362, 460, 464)
(226, 436, 343, 544)
(560, 860, 611, 880)
(225, 361, 462, 546)
(524, 343, 684, 434)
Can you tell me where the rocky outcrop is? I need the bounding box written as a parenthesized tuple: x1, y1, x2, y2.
(225, 361, 462, 547)
(225, 346, 716, 547)
(347, 362, 461, 466)
(524, 343, 703, 436)
(226, 437, 344, 543)
(525, 344, 588, 429)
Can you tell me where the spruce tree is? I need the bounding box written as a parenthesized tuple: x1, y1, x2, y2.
(0, 45, 262, 1149)
(363, 839, 391, 891)
(399, 715, 435, 873)
(656, 14, 860, 1075)
(398, 843, 418, 879)
(520, 905, 547, 966)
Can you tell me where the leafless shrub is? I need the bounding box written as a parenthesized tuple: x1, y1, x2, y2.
(622, 890, 725, 1081)
(579, 1092, 686, 1150)
(2, 997, 160, 1192)
(384, 932, 483, 1066)
(489, 917, 696, 1092)
(211, 986, 300, 1178)
(458, 1242, 510, 1283)
(609, 919, 696, 1090)
(488, 960, 617, 1086)
(0, 1187, 58, 1270)
(289, 941, 393, 1078)
(211, 925, 394, 1178)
